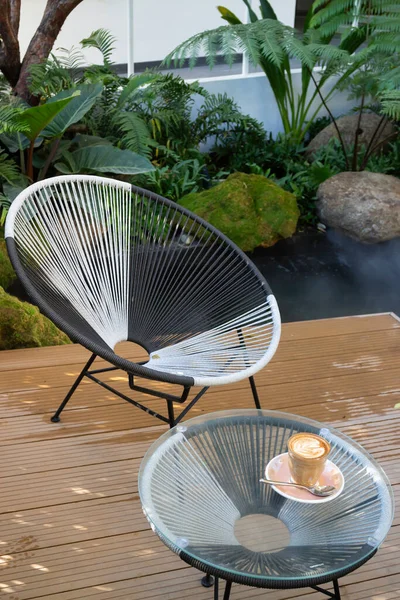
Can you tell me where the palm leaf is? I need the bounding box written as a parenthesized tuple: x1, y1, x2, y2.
(81, 29, 116, 66)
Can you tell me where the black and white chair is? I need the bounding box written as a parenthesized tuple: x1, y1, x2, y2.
(5, 175, 281, 427)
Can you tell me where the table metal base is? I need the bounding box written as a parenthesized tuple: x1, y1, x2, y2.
(201, 574, 341, 599)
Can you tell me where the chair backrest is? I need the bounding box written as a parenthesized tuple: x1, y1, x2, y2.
(6, 175, 280, 371)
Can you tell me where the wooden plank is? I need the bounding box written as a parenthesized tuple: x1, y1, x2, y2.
(1, 341, 399, 395)
(279, 313, 400, 341)
(0, 341, 147, 373)
(0, 384, 399, 459)
(1, 313, 397, 374)
(0, 314, 399, 599)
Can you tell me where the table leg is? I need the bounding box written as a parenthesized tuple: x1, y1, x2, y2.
(214, 577, 219, 600)
(201, 574, 214, 587)
(311, 580, 341, 599)
(223, 580, 232, 600)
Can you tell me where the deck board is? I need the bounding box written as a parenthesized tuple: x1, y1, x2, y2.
(0, 312, 399, 599)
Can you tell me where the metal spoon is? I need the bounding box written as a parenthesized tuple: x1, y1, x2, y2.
(259, 478, 336, 497)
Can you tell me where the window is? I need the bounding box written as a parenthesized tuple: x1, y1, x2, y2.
(295, 0, 314, 31)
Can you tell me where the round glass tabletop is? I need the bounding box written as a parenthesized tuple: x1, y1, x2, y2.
(138, 410, 394, 588)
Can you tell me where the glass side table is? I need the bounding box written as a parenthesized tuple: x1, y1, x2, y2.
(139, 410, 394, 599)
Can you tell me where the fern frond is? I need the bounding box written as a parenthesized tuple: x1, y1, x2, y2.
(165, 20, 295, 71)
(313, 14, 352, 39)
(0, 106, 29, 134)
(81, 29, 116, 66)
(308, 43, 350, 65)
(27, 47, 84, 96)
(283, 31, 315, 69)
(0, 150, 20, 184)
(379, 90, 400, 120)
(56, 46, 85, 71)
(114, 112, 153, 157)
(310, 0, 356, 28)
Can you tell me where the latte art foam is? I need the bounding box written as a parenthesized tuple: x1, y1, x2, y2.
(291, 436, 328, 459)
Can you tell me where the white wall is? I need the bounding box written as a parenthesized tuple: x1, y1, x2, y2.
(134, 0, 245, 63)
(19, 0, 128, 65)
(198, 73, 355, 138)
(19, 0, 296, 66)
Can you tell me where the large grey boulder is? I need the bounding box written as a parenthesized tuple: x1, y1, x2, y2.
(306, 113, 396, 159)
(317, 171, 400, 243)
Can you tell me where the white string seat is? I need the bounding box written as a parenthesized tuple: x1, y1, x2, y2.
(5, 175, 281, 426)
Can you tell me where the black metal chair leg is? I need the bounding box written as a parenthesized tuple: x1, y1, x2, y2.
(167, 400, 175, 428)
(50, 353, 97, 423)
(333, 579, 341, 599)
(249, 376, 261, 409)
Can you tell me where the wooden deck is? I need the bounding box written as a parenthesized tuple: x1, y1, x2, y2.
(0, 312, 400, 600)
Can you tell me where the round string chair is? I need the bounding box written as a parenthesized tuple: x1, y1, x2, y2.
(5, 175, 281, 427)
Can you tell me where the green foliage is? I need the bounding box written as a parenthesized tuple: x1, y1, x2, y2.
(0, 236, 15, 289)
(42, 83, 103, 138)
(55, 144, 154, 175)
(28, 47, 84, 97)
(0, 105, 30, 134)
(380, 90, 400, 121)
(0, 286, 71, 350)
(134, 159, 209, 202)
(0, 150, 20, 185)
(15, 92, 80, 141)
(165, 0, 400, 142)
(81, 29, 116, 67)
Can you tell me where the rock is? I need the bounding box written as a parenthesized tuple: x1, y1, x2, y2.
(0, 236, 15, 290)
(180, 172, 299, 252)
(317, 171, 400, 243)
(0, 286, 71, 350)
(306, 113, 396, 159)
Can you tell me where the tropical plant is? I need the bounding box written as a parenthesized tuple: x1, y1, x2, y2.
(165, 0, 400, 142)
(134, 159, 209, 202)
(0, 78, 154, 222)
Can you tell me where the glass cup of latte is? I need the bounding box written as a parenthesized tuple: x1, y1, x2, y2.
(288, 432, 331, 487)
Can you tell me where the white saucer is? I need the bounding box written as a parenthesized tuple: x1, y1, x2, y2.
(265, 452, 344, 504)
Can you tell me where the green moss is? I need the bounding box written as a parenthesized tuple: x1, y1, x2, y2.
(0, 236, 15, 290)
(180, 172, 299, 252)
(0, 286, 71, 350)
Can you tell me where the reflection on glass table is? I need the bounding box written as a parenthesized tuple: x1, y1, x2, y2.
(139, 409, 393, 599)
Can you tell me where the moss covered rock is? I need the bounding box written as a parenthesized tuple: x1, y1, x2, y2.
(0, 286, 71, 350)
(0, 236, 15, 290)
(180, 172, 299, 251)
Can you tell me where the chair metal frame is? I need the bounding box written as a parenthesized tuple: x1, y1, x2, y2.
(6, 175, 281, 428)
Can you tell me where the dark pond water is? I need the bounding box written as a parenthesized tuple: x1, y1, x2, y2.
(249, 230, 400, 323)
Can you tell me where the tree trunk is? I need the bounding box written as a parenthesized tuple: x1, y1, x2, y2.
(0, 0, 21, 87)
(0, 0, 85, 103)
